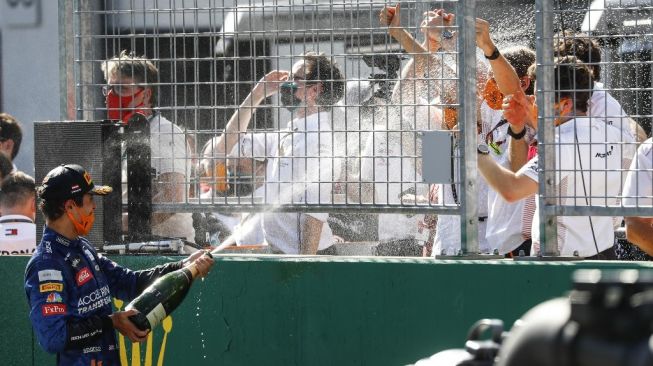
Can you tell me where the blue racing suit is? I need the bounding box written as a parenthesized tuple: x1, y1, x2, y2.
(25, 227, 184, 366)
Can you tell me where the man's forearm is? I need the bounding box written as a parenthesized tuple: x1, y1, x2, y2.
(478, 153, 536, 202)
(507, 129, 529, 172)
(300, 215, 323, 255)
(213, 93, 261, 159)
(625, 216, 653, 255)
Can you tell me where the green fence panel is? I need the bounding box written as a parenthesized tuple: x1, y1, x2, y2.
(2, 256, 652, 366)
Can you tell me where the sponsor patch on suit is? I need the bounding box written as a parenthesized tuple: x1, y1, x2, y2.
(38, 270, 63, 282)
(39, 282, 63, 293)
(41, 303, 66, 316)
(76, 267, 93, 286)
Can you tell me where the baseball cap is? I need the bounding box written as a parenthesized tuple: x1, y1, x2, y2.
(38, 164, 113, 201)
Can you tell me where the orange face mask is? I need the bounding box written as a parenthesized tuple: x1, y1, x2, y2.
(214, 162, 228, 192)
(66, 204, 95, 237)
(483, 78, 504, 110)
(443, 107, 458, 130)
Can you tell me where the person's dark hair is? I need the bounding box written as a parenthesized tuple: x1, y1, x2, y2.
(102, 50, 159, 106)
(502, 46, 536, 95)
(0, 153, 12, 181)
(0, 172, 35, 208)
(302, 51, 345, 106)
(38, 189, 84, 221)
(0, 112, 23, 160)
(527, 56, 594, 113)
(554, 30, 602, 82)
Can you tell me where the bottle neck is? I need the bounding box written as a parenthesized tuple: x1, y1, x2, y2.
(187, 263, 200, 279)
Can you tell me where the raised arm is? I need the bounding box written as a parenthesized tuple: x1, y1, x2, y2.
(380, 5, 456, 104)
(475, 18, 521, 96)
(207, 70, 290, 160)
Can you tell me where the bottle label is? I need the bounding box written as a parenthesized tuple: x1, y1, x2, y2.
(145, 303, 167, 329)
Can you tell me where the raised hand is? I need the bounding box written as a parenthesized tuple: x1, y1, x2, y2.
(502, 92, 537, 132)
(251, 70, 290, 101)
(379, 3, 401, 29)
(475, 18, 496, 56)
(421, 9, 454, 43)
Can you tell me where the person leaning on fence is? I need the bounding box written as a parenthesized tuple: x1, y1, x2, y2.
(0, 172, 36, 255)
(0, 112, 23, 170)
(478, 57, 625, 259)
(474, 18, 539, 257)
(209, 51, 345, 255)
(622, 138, 653, 255)
(24, 164, 213, 366)
(101, 51, 195, 245)
(554, 30, 646, 144)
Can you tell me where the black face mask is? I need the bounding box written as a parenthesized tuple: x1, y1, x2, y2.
(280, 82, 303, 112)
(225, 169, 256, 196)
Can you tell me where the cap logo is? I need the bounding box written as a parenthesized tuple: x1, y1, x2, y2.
(71, 184, 82, 195)
(83, 171, 93, 185)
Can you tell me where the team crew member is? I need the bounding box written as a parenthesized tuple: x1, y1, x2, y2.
(101, 51, 195, 244)
(478, 57, 624, 258)
(623, 138, 653, 254)
(25, 164, 213, 365)
(554, 30, 645, 143)
(208, 52, 345, 255)
(0, 172, 36, 255)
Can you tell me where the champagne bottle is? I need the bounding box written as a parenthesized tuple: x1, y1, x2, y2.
(125, 252, 212, 331)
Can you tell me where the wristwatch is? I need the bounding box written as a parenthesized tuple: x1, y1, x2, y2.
(477, 142, 490, 155)
(507, 125, 526, 140)
(484, 47, 501, 61)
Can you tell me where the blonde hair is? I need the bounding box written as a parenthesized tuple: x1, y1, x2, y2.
(101, 50, 159, 105)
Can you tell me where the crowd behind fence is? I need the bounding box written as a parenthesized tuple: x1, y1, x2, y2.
(61, 0, 653, 258)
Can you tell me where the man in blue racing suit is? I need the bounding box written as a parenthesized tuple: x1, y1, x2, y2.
(25, 164, 214, 365)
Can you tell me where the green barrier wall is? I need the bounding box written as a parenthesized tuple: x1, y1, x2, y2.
(2, 256, 653, 366)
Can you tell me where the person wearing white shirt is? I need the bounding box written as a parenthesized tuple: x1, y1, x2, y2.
(623, 138, 653, 255)
(102, 51, 195, 244)
(554, 30, 646, 144)
(0, 172, 36, 255)
(209, 51, 345, 254)
(478, 57, 624, 258)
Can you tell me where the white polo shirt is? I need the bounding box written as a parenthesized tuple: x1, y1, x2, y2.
(149, 115, 195, 242)
(0, 214, 36, 255)
(519, 116, 624, 257)
(623, 138, 653, 208)
(260, 112, 337, 254)
(433, 102, 494, 255)
(483, 103, 537, 254)
(590, 82, 638, 151)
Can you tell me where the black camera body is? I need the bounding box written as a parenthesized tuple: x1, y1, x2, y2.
(415, 270, 653, 366)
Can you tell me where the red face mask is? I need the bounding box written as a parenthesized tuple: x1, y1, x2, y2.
(105, 88, 148, 123)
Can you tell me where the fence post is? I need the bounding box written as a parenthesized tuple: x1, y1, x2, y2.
(459, 0, 479, 254)
(535, 0, 559, 256)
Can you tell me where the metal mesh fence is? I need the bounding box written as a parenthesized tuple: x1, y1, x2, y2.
(536, 0, 653, 257)
(62, 0, 653, 257)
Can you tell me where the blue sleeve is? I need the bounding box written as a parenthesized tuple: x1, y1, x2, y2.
(25, 259, 70, 353)
(95, 252, 184, 302)
(94, 253, 140, 301)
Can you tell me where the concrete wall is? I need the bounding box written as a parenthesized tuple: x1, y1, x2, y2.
(0, 0, 61, 175)
(3, 255, 653, 366)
